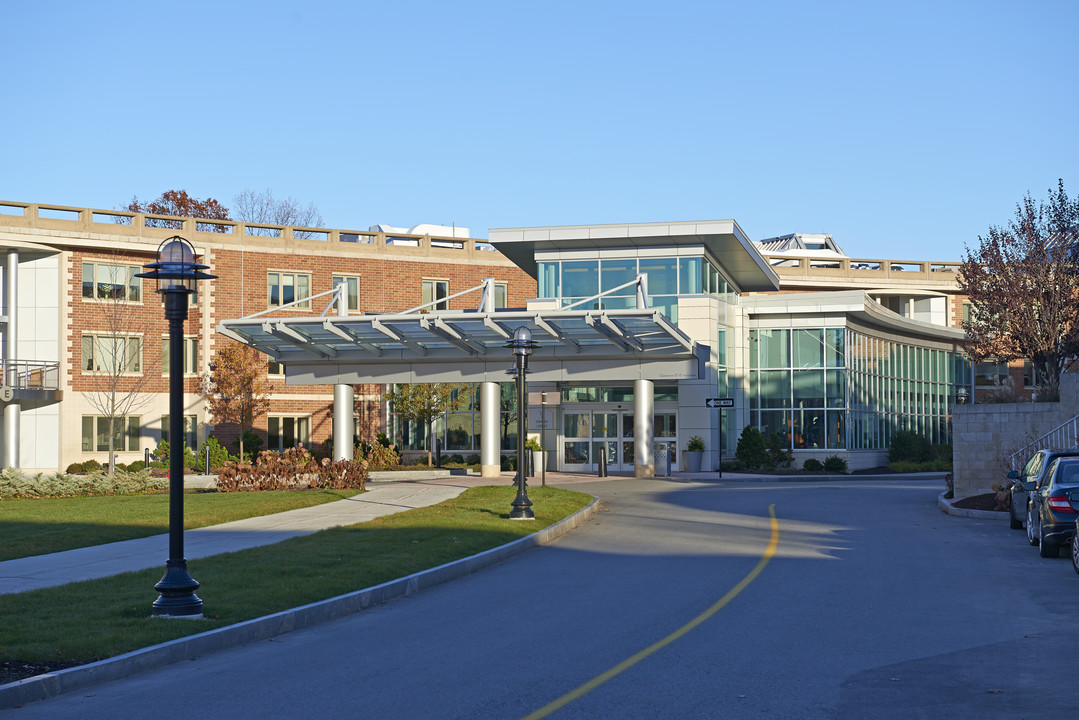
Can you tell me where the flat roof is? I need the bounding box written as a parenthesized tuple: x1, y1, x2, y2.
(489, 220, 780, 292)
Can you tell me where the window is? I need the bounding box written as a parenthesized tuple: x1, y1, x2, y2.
(268, 360, 285, 376)
(332, 275, 361, 311)
(162, 415, 198, 449)
(494, 282, 507, 309)
(1024, 359, 1048, 388)
(162, 337, 198, 375)
(975, 359, 1009, 387)
(268, 272, 311, 309)
(82, 334, 141, 373)
(82, 262, 141, 302)
(422, 279, 448, 310)
(267, 415, 310, 450)
(82, 416, 140, 452)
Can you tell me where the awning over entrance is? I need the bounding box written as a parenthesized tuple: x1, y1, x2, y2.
(218, 300, 702, 384)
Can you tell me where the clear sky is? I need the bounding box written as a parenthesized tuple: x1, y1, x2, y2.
(3, 0, 1075, 261)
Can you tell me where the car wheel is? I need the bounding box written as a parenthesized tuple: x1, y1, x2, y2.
(1028, 506, 1040, 546)
(1071, 535, 1079, 575)
(1010, 499, 1024, 530)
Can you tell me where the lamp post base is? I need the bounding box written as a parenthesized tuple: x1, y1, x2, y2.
(509, 472, 535, 520)
(152, 559, 203, 618)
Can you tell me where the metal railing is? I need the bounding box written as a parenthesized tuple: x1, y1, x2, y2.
(1, 360, 60, 390)
(1009, 415, 1079, 470)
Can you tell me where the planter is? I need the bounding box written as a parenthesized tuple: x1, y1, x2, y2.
(532, 450, 547, 474)
(685, 451, 703, 472)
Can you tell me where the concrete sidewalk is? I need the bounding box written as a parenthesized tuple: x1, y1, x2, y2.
(0, 480, 475, 595)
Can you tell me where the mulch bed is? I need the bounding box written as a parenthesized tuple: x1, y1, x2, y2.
(950, 492, 1004, 512)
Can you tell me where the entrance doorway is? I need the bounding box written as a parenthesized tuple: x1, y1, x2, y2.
(562, 408, 677, 472)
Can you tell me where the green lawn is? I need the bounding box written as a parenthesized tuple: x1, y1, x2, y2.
(0, 485, 592, 663)
(0, 489, 360, 561)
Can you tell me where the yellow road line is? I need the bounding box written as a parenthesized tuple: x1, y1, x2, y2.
(520, 504, 780, 720)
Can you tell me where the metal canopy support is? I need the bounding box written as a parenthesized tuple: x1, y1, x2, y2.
(483, 316, 512, 339)
(217, 326, 281, 359)
(264, 321, 336, 358)
(652, 312, 694, 352)
(585, 314, 637, 352)
(533, 315, 581, 353)
(420, 316, 485, 355)
(321, 320, 384, 356)
(372, 319, 427, 355)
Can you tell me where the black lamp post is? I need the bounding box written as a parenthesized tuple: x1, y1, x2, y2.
(507, 326, 537, 520)
(138, 236, 215, 617)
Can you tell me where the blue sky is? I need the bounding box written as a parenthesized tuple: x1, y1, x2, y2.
(3, 0, 1075, 261)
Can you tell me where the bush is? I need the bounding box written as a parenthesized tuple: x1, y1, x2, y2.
(500, 454, 517, 471)
(200, 437, 232, 473)
(766, 433, 793, 469)
(803, 458, 824, 472)
(448, 453, 465, 464)
(214, 446, 368, 492)
(687, 435, 705, 452)
(376, 432, 391, 448)
(823, 455, 848, 473)
(889, 430, 933, 464)
(361, 442, 401, 469)
(720, 459, 744, 472)
(465, 453, 480, 466)
(126, 460, 146, 472)
(0, 468, 168, 499)
(231, 431, 263, 462)
(736, 426, 769, 471)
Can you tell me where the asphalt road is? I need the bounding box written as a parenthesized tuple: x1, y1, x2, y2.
(11, 477, 1078, 719)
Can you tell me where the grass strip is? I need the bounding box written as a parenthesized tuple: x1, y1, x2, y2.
(0, 489, 361, 561)
(0, 485, 591, 663)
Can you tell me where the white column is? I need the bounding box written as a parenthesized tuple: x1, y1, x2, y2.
(634, 378, 654, 478)
(480, 381, 500, 477)
(332, 281, 353, 462)
(4, 249, 18, 468)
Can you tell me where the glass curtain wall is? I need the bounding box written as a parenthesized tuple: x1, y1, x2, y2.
(749, 329, 846, 450)
(846, 331, 971, 449)
(536, 255, 734, 325)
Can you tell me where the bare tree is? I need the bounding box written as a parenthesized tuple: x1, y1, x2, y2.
(232, 189, 325, 239)
(81, 254, 161, 474)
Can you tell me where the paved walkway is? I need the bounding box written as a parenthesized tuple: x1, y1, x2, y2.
(0, 480, 478, 595)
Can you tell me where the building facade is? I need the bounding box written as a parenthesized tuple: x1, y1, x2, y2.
(0, 201, 975, 474)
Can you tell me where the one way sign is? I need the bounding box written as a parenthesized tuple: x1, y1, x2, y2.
(706, 398, 734, 408)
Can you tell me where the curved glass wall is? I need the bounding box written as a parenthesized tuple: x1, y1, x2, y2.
(749, 327, 971, 450)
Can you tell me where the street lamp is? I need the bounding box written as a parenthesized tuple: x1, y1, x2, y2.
(507, 326, 537, 520)
(138, 236, 215, 617)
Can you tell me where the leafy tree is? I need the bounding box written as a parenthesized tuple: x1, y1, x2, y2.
(959, 180, 1079, 394)
(232, 188, 324, 239)
(124, 190, 231, 232)
(385, 383, 471, 466)
(202, 343, 271, 462)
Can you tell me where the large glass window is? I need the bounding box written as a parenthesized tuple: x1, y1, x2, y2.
(679, 257, 703, 294)
(640, 258, 677, 295)
(332, 275, 361, 311)
(268, 272, 311, 308)
(162, 414, 198, 449)
(562, 261, 599, 299)
(82, 334, 142, 373)
(538, 262, 559, 298)
(82, 416, 140, 452)
(421, 279, 449, 310)
(82, 262, 141, 302)
(162, 336, 198, 375)
(268, 415, 311, 450)
(600, 259, 637, 295)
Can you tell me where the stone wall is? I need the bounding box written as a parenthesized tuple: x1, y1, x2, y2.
(952, 374, 1079, 498)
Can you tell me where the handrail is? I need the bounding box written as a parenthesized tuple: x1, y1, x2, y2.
(0, 360, 60, 391)
(1009, 415, 1079, 470)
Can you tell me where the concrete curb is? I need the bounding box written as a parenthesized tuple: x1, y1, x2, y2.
(937, 491, 1005, 519)
(0, 497, 599, 710)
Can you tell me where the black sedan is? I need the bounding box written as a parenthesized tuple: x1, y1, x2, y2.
(1008, 449, 1079, 530)
(1026, 456, 1079, 558)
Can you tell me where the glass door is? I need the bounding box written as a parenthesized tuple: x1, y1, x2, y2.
(564, 409, 635, 472)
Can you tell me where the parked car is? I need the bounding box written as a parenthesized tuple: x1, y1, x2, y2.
(1025, 456, 1079, 557)
(1008, 449, 1079, 529)
(1072, 521, 1079, 574)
